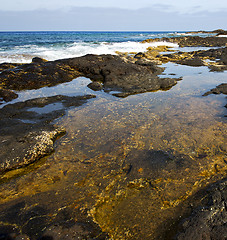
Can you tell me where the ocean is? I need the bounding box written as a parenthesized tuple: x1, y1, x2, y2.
(0, 31, 213, 63)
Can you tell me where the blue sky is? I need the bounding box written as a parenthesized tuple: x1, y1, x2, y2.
(0, 0, 226, 31)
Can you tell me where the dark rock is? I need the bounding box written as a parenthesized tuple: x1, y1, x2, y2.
(195, 47, 227, 60)
(0, 126, 65, 173)
(134, 52, 146, 59)
(142, 36, 227, 47)
(176, 179, 227, 240)
(135, 59, 164, 74)
(208, 65, 227, 72)
(0, 89, 18, 102)
(203, 83, 227, 96)
(215, 29, 227, 36)
(0, 54, 180, 98)
(66, 54, 177, 95)
(195, 47, 227, 68)
(0, 61, 81, 90)
(158, 47, 227, 71)
(87, 81, 103, 91)
(0, 63, 23, 72)
(176, 56, 205, 66)
(32, 57, 47, 63)
(186, 29, 227, 35)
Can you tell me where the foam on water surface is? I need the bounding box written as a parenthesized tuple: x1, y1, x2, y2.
(0, 41, 179, 63)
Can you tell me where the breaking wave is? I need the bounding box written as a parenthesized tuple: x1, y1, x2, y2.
(0, 41, 178, 63)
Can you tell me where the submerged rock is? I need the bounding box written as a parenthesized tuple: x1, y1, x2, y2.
(0, 94, 95, 172)
(0, 201, 108, 240)
(203, 83, 227, 116)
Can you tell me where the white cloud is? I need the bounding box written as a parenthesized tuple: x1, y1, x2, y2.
(0, 0, 227, 13)
(0, 7, 226, 31)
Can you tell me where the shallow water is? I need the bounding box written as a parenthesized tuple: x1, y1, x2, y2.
(0, 63, 226, 239)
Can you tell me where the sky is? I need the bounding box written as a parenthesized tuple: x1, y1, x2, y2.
(0, 0, 226, 31)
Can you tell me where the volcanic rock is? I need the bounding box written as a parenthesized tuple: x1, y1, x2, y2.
(0, 54, 180, 99)
(176, 179, 227, 240)
(142, 36, 227, 47)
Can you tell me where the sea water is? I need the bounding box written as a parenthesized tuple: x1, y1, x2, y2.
(0, 31, 214, 63)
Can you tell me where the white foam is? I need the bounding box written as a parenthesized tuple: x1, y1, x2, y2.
(0, 41, 179, 63)
(217, 35, 227, 37)
(175, 33, 192, 36)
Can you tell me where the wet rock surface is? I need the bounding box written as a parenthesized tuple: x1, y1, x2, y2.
(0, 54, 180, 102)
(0, 94, 95, 172)
(175, 178, 227, 240)
(142, 35, 227, 47)
(151, 47, 227, 71)
(203, 83, 227, 96)
(1, 44, 226, 104)
(0, 60, 81, 91)
(0, 63, 23, 72)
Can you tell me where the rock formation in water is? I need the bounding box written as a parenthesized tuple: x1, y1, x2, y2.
(0, 95, 95, 172)
(0, 54, 180, 101)
(142, 35, 227, 47)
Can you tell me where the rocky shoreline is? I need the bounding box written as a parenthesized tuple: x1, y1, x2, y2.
(0, 30, 227, 240)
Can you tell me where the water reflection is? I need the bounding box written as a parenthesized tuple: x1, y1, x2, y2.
(0, 77, 103, 108)
(29, 102, 64, 114)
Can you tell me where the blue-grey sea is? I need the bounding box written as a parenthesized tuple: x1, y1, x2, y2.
(0, 31, 214, 63)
